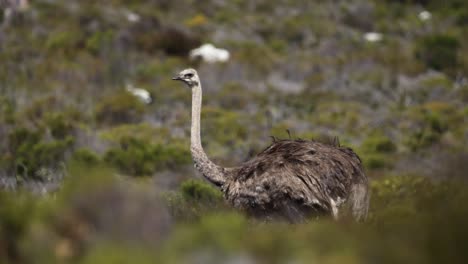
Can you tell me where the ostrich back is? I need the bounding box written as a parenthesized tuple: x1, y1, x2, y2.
(223, 139, 367, 222)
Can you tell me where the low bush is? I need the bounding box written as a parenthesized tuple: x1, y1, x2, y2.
(180, 179, 224, 204)
(45, 30, 83, 55)
(71, 148, 101, 167)
(361, 134, 396, 153)
(359, 133, 396, 170)
(404, 102, 458, 151)
(95, 92, 145, 125)
(235, 42, 277, 73)
(21, 96, 64, 124)
(135, 26, 200, 56)
(0, 97, 16, 124)
(104, 137, 191, 176)
(363, 153, 388, 170)
(85, 30, 115, 55)
(4, 128, 73, 180)
(79, 244, 157, 264)
(415, 34, 460, 75)
(0, 191, 35, 264)
(44, 113, 76, 140)
(164, 179, 226, 221)
(1, 168, 468, 263)
(99, 124, 173, 146)
(217, 82, 251, 109)
(201, 107, 248, 147)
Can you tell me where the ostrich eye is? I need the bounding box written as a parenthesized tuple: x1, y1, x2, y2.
(184, 73, 194, 78)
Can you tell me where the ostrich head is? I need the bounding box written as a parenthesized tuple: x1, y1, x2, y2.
(172, 68, 199, 87)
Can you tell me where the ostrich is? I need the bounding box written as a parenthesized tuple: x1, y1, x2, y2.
(172, 68, 369, 222)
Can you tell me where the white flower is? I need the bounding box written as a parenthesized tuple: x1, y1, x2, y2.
(125, 11, 140, 23)
(364, 32, 383, 42)
(126, 84, 152, 104)
(418, 10, 432, 21)
(189, 43, 230, 63)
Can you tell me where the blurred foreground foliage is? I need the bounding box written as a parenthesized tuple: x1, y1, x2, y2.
(1, 0, 468, 185)
(1, 166, 467, 264)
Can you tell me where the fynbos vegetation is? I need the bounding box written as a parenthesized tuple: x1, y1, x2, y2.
(0, 0, 467, 263)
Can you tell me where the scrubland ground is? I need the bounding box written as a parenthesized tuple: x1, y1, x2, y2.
(1, 0, 468, 263)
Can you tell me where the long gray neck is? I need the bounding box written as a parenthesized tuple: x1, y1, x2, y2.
(190, 82, 226, 187)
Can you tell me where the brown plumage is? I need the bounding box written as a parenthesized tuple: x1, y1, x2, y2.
(172, 69, 369, 222)
(223, 139, 368, 222)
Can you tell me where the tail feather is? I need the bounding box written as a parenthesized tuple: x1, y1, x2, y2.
(349, 182, 370, 221)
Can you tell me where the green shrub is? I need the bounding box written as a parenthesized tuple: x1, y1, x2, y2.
(7, 128, 42, 154)
(312, 101, 364, 132)
(156, 143, 192, 168)
(180, 179, 224, 204)
(368, 175, 467, 224)
(79, 243, 156, 264)
(17, 139, 73, 180)
(269, 122, 292, 139)
(217, 82, 250, 109)
(161, 213, 248, 262)
(201, 107, 248, 147)
(1, 172, 468, 264)
(71, 148, 101, 166)
(95, 92, 145, 125)
(359, 133, 396, 170)
(164, 179, 225, 221)
(405, 103, 455, 151)
(21, 96, 63, 123)
(362, 134, 396, 153)
(0, 191, 35, 264)
(45, 166, 172, 262)
(135, 26, 200, 55)
(135, 57, 184, 82)
(6, 128, 73, 179)
(0, 96, 16, 124)
(44, 113, 75, 140)
(235, 42, 277, 73)
(99, 124, 174, 147)
(363, 153, 388, 170)
(45, 29, 84, 56)
(407, 128, 441, 151)
(455, 8, 468, 26)
(284, 91, 319, 115)
(269, 38, 287, 54)
(85, 30, 115, 55)
(104, 137, 156, 176)
(415, 34, 460, 74)
(104, 137, 191, 176)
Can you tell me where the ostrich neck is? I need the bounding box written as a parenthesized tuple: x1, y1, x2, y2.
(190, 83, 226, 187)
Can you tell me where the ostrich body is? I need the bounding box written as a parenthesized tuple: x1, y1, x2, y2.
(172, 69, 369, 222)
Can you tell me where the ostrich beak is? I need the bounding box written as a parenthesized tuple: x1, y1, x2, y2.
(172, 76, 182, 81)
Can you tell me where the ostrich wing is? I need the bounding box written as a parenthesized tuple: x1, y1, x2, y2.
(224, 140, 365, 217)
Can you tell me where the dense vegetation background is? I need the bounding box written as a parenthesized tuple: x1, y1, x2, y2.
(1, 0, 468, 263)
